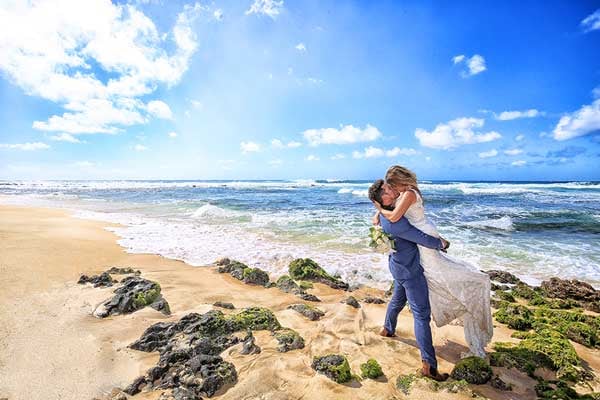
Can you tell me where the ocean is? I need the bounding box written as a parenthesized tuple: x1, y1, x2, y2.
(1, 180, 599, 289)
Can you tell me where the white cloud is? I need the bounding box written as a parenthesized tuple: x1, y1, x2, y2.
(295, 43, 306, 52)
(0, 1, 201, 135)
(453, 54, 486, 77)
(553, 99, 600, 141)
(414, 117, 501, 149)
(495, 109, 542, 121)
(330, 153, 346, 160)
(246, 0, 283, 19)
(511, 160, 526, 167)
(303, 124, 382, 146)
(213, 9, 223, 21)
(50, 133, 81, 143)
(147, 100, 173, 119)
(581, 9, 600, 32)
(478, 149, 498, 158)
(271, 139, 302, 149)
(168, 131, 178, 138)
(305, 154, 319, 161)
(425, 156, 431, 162)
(241, 141, 261, 153)
(0, 142, 50, 151)
(515, 134, 525, 141)
(134, 144, 148, 151)
(504, 148, 523, 156)
(353, 146, 418, 159)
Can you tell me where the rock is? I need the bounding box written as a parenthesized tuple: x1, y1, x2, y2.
(493, 302, 533, 331)
(363, 296, 385, 304)
(511, 282, 538, 300)
(493, 290, 515, 303)
(124, 376, 147, 395)
(298, 281, 313, 290)
(396, 374, 416, 395)
(150, 297, 171, 315)
(213, 301, 235, 309)
(490, 375, 512, 391)
(541, 277, 600, 312)
(276, 275, 300, 293)
(484, 270, 521, 284)
(128, 308, 282, 398)
(450, 356, 492, 384)
(288, 258, 349, 291)
(385, 282, 394, 297)
(491, 283, 510, 291)
(296, 292, 321, 302)
(92, 276, 166, 318)
(239, 330, 261, 355)
(106, 266, 139, 275)
(312, 354, 352, 383)
(533, 308, 600, 349)
(273, 328, 305, 352)
(288, 303, 325, 321)
(242, 267, 270, 287)
(341, 296, 360, 308)
(360, 359, 383, 379)
(78, 272, 116, 288)
(214, 257, 231, 266)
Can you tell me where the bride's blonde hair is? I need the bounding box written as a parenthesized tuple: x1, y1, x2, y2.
(385, 165, 422, 198)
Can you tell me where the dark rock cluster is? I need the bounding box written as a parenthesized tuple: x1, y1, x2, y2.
(287, 303, 325, 321)
(78, 271, 116, 288)
(362, 296, 385, 304)
(215, 258, 270, 287)
(288, 258, 349, 291)
(341, 296, 360, 308)
(450, 357, 492, 384)
(311, 354, 352, 383)
(275, 275, 321, 302)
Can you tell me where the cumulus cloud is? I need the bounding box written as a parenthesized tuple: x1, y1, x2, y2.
(453, 54, 486, 77)
(168, 131, 177, 138)
(49, 133, 81, 143)
(553, 99, 600, 141)
(330, 153, 346, 160)
(147, 100, 173, 119)
(213, 9, 223, 21)
(515, 134, 525, 141)
(295, 43, 306, 52)
(0, 0, 201, 134)
(478, 149, 498, 158)
(134, 144, 148, 151)
(495, 109, 542, 121)
(414, 118, 501, 149)
(581, 9, 600, 32)
(305, 154, 319, 161)
(246, 0, 283, 19)
(504, 148, 523, 156)
(303, 124, 382, 146)
(511, 160, 526, 167)
(241, 141, 261, 153)
(353, 146, 418, 159)
(271, 139, 302, 149)
(0, 142, 50, 151)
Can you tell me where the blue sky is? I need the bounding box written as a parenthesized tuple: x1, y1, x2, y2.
(1, 0, 599, 181)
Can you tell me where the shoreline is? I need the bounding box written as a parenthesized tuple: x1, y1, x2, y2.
(0, 204, 598, 400)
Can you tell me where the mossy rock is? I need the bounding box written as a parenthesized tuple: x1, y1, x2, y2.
(360, 359, 383, 379)
(491, 328, 581, 381)
(312, 354, 352, 383)
(494, 303, 533, 330)
(288, 303, 325, 321)
(276, 275, 300, 293)
(426, 379, 471, 394)
(533, 308, 599, 348)
(396, 373, 416, 395)
(494, 290, 516, 303)
(511, 282, 539, 300)
(133, 285, 161, 308)
(450, 357, 492, 384)
(534, 379, 600, 400)
(273, 328, 305, 352)
(242, 267, 270, 287)
(288, 258, 349, 290)
(226, 307, 281, 332)
(298, 281, 313, 290)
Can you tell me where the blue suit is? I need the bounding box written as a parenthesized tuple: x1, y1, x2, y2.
(379, 215, 443, 369)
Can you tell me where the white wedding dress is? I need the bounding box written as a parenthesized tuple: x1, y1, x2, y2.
(403, 189, 493, 358)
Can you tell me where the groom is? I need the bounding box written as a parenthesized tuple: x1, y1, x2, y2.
(368, 179, 450, 381)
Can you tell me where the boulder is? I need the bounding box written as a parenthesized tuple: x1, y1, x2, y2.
(78, 272, 116, 288)
(273, 328, 305, 352)
(450, 357, 492, 384)
(213, 301, 235, 310)
(484, 270, 521, 284)
(312, 354, 352, 383)
(288, 303, 325, 321)
(93, 276, 170, 318)
(363, 296, 385, 304)
(288, 258, 349, 290)
(341, 296, 360, 309)
(239, 330, 261, 355)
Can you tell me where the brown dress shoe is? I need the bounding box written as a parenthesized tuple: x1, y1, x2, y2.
(421, 361, 449, 381)
(379, 327, 397, 337)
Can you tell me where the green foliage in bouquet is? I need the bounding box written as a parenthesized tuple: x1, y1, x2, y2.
(368, 226, 396, 251)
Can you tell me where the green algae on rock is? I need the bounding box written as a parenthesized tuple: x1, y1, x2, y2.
(396, 373, 416, 394)
(494, 290, 516, 303)
(494, 302, 534, 330)
(288, 258, 349, 290)
(360, 359, 383, 379)
(533, 308, 599, 348)
(227, 307, 282, 331)
(273, 328, 305, 352)
(312, 354, 352, 383)
(287, 303, 325, 321)
(450, 356, 493, 384)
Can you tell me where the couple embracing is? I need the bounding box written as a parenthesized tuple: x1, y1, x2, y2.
(368, 166, 493, 381)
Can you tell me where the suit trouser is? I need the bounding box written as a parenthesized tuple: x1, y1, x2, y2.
(383, 270, 437, 369)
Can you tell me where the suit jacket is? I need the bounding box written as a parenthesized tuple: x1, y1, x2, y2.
(379, 215, 443, 280)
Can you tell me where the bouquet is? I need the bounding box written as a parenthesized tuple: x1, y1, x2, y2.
(368, 226, 396, 252)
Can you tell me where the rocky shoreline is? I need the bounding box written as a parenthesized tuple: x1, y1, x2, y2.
(78, 259, 600, 400)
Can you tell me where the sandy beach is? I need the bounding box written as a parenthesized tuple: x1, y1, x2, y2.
(1, 204, 598, 400)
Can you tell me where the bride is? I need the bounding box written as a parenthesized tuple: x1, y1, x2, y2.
(372, 165, 493, 358)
